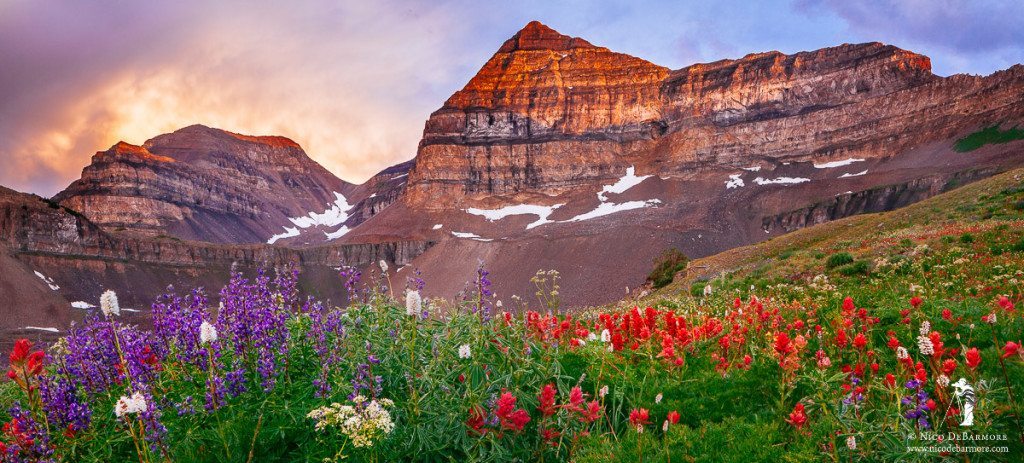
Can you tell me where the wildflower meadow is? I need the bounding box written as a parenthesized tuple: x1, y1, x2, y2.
(3, 174, 1024, 462)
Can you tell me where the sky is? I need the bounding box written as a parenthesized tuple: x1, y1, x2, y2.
(1, 0, 1021, 196)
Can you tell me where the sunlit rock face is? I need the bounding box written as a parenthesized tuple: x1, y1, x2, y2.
(54, 124, 355, 243)
(405, 21, 1022, 208)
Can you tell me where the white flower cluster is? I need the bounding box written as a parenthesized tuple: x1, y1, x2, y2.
(405, 290, 422, 317)
(919, 321, 931, 336)
(917, 335, 935, 356)
(100, 290, 120, 317)
(200, 321, 218, 344)
(115, 392, 147, 418)
(809, 274, 836, 292)
(846, 435, 857, 450)
(896, 346, 909, 360)
(600, 329, 611, 343)
(308, 397, 395, 448)
(458, 344, 472, 359)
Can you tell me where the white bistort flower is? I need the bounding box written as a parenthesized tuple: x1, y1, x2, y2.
(199, 321, 218, 344)
(919, 321, 931, 336)
(917, 335, 935, 356)
(458, 344, 471, 359)
(600, 329, 611, 343)
(114, 391, 147, 418)
(599, 385, 609, 398)
(846, 435, 856, 450)
(405, 290, 422, 317)
(896, 346, 909, 360)
(655, 393, 663, 404)
(100, 290, 120, 317)
(378, 260, 389, 273)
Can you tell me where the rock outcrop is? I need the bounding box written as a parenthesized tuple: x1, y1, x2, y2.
(405, 22, 1023, 207)
(54, 125, 355, 244)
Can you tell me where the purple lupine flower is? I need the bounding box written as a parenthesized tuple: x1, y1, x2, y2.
(305, 297, 347, 397)
(901, 379, 932, 429)
(152, 287, 211, 369)
(407, 268, 425, 292)
(217, 267, 295, 392)
(474, 261, 494, 321)
(39, 375, 92, 437)
(339, 266, 362, 305)
(2, 402, 54, 461)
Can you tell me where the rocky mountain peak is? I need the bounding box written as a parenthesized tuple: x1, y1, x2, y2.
(140, 124, 304, 163)
(94, 141, 175, 163)
(497, 21, 596, 53)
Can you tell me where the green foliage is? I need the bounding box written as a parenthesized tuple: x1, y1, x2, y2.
(647, 248, 689, 289)
(836, 260, 870, 276)
(954, 125, 1024, 152)
(825, 252, 854, 269)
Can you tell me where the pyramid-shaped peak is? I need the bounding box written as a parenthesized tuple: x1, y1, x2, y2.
(498, 21, 596, 53)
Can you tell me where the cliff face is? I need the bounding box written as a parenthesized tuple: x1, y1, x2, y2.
(405, 22, 1023, 208)
(54, 125, 355, 244)
(1, 186, 433, 317)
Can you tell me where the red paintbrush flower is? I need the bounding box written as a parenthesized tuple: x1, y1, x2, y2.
(910, 296, 923, 309)
(1002, 341, 1021, 360)
(884, 373, 896, 387)
(786, 403, 807, 429)
(942, 359, 958, 375)
(853, 333, 867, 350)
(774, 332, 793, 356)
(965, 347, 982, 369)
(581, 400, 601, 423)
(666, 410, 680, 424)
(9, 339, 31, 364)
(629, 408, 650, 429)
(537, 383, 557, 416)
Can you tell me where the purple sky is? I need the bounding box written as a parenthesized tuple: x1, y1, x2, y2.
(1, 0, 1021, 196)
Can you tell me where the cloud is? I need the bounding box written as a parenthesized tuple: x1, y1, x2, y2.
(0, 0, 478, 195)
(797, 0, 1024, 75)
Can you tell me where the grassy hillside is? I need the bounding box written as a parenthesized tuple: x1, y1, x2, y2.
(0, 170, 1022, 462)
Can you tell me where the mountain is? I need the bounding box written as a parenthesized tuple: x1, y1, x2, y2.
(53, 125, 362, 244)
(348, 21, 1024, 305)
(6, 21, 1024, 323)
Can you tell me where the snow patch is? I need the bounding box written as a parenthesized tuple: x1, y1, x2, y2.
(839, 170, 868, 178)
(432, 224, 443, 230)
(564, 199, 661, 222)
(324, 226, 351, 240)
(268, 192, 355, 244)
(24, 326, 59, 333)
(741, 166, 761, 172)
(814, 158, 864, 169)
(597, 166, 651, 201)
(725, 174, 745, 189)
(71, 301, 95, 309)
(288, 192, 353, 229)
(466, 203, 564, 230)
(451, 231, 492, 242)
(33, 271, 59, 290)
(267, 227, 300, 245)
(753, 177, 810, 186)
